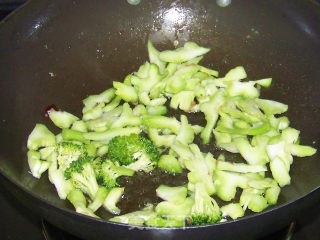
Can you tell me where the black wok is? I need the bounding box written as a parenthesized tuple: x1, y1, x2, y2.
(0, 0, 320, 239)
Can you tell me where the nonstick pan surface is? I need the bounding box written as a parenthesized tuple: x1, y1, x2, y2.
(0, 0, 320, 239)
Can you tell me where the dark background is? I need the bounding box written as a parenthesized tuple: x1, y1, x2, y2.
(1, 1, 320, 239)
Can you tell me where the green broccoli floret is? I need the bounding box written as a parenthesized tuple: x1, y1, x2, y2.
(64, 155, 99, 200)
(99, 160, 134, 188)
(108, 134, 160, 172)
(56, 142, 87, 172)
(187, 183, 222, 226)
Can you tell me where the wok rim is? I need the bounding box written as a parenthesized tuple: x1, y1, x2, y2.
(0, 0, 319, 231)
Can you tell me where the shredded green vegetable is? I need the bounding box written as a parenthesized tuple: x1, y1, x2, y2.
(26, 40, 317, 226)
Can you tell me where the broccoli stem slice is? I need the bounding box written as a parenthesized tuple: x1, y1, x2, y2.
(142, 115, 181, 134)
(67, 189, 99, 218)
(159, 42, 210, 63)
(83, 127, 141, 143)
(27, 123, 56, 150)
(49, 110, 79, 129)
(88, 186, 109, 212)
(148, 40, 166, 74)
(61, 129, 89, 144)
(113, 81, 138, 102)
(103, 187, 124, 215)
(200, 91, 225, 144)
(155, 197, 194, 221)
(148, 128, 176, 147)
(27, 150, 50, 179)
(109, 204, 156, 225)
(82, 88, 116, 112)
(158, 155, 182, 174)
(221, 203, 244, 220)
(156, 185, 187, 204)
(145, 217, 185, 227)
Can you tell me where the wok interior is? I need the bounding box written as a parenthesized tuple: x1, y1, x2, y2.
(1, 0, 319, 216)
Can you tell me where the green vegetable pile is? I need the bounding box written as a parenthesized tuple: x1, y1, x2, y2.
(26, 41, 317, 226)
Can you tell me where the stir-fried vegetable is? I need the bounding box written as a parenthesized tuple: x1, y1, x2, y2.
(26, 40, 317, 227)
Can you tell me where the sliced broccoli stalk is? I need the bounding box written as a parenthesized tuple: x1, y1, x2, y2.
(103, 95, 122, 112)
(269, 156, 291, 187)
(165, 64, 200, 94)
(88, 186, 110, 212)
(221, 203, 244, 220)
(265, 185, 281, 205)
(65, 156, 99, 200)
(268, 115, 290, 131)
(187, 172, 216, 196)
(176, 115, 195, 145)
(254, 78, 272, 88)
(159, 42, 210, 63)
(226, 81, 259, 99)
(56, 142, 87, 172)
(240, 188, 269, 213)
(27, 150, 50, 179)
(214, 170, 248, 201)
(49, 110, 79, 129)
(220, 66, 247, 82)
(82, 88, 116, 113)
(236, 98, 266, 121)
(213, 130, 239, 153)
(82, 102, 104, 121)
(188, 182, 221, 226)
(255, 98, 288, 115)
(170, 91, 195, 112)
(142, 115, 181, 134)
(83, 127, 141, 144)
(219, 99, 262, 123)
(233, 137, 269, 165)
(185, 78, 201, 91)
(247, 177, 277, 189)
(158, 155, 182, 174)
(289, 144, 317, 157)
(135, 61, 151, 79)
(86, 106, 123, 132)
(155, 197, 194, 221)
(199, 66, 219, 77)
(191, 124, 203, 135)
(103, 187, 124, 215)
(48, 152, 74, 199)
(146, 105, 167, 115)
(71, 120, 88, 132)
(113, 81, 138, 102)
(84, 143, 97, 157)
(111, 103, 141, 128)
(133, 104, 147, 116)
(67, 189, 98, 218)
(149, 81, 167, 99)
(39, 146, 55, 160)
(96, 145, 109, 157)
(99, 160, 134, 188)
(156, 185, 187, 204)
(126, 152, 155, 172)
(110, 204, 156, 225)
(186, 55, 203, 65)
(170, 140, 194, 161)
(148, 40, 166, 74)
(266, 137, 292, 170)
(27, 123, 56, 150)
(61, 129, 89, 144)
(216, 121, 271, 136)
(148, 128, 176, 147)
(131, 63, 163, 93)
(216, 161, 267, 173)
(139, 91, 167, 106)
(145, 216, 185, 227)
(200, 91, 225, 144)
